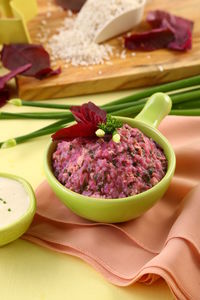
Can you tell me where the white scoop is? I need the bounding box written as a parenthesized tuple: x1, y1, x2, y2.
(94, 0, 146, 44)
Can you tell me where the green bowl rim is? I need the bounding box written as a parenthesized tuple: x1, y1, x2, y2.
(44, 117, 176, 204)
(0, 172, 36, 232)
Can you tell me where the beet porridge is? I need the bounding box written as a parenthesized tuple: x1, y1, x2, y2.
(52, 124, 167, 199)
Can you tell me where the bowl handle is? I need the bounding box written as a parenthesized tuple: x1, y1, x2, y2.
(135, 92, 172, 129)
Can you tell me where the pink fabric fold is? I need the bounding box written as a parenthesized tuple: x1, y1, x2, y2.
(23, 116, 200, 300)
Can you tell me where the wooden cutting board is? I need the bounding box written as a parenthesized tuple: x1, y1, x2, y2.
(17, 0, 200, 100)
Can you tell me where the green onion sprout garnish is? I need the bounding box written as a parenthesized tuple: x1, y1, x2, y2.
(95, 129, 106, 137)
(97, 115, 122, 143)
(98, 115, 122, 133)
(112, 132, 121, 143)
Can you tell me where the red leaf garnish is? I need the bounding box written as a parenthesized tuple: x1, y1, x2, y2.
(52, 102, 107, 141)
(55, 0, 86, 12)
(52, 122, 96, 140)
(71, 101, 107, 125)
(125, 10, 194, 52)
(0, 64, 31, 107)
(1, 44, 61, 80)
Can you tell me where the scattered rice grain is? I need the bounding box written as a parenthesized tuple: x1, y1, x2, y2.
(120, 50, 127, 59)
(68, 10, 73, 17)
(106, 61, 113, 65)
(41, 20, 47, 25)
(46, 11, 52, 18)
(158, 65, 164, 72)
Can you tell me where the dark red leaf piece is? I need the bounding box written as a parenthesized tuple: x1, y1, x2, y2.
(52, 102, 107, 141)
(147, 10, 193, 31)
(125, 27, 174, 51)
(35, 67, 62, 80)
(70, 101, 107, 125)
(124, 10, 194, 52)
(52, 122, 96, 140)
(1, 44, 61, 80)
(0, 64, 31, 107)
(0, 64, 31, 89)
(55, 0, 86, 12)
(147, 10, 194, 51)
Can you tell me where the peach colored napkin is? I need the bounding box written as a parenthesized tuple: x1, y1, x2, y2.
(23, 116, 200, 300)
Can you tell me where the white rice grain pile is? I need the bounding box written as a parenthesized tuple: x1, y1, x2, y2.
(48, 0, 142, 66)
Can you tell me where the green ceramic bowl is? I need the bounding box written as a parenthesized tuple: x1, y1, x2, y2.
(0, 173, 36, 246)
(44, 93, 176, 223)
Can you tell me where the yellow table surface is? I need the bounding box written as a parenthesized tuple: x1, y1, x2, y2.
(0, 89, 174, 300)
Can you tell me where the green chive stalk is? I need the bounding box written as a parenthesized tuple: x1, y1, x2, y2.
(170, 109, 200, 116)
(173, 99, 200, 109)
(1, 127, 61, 148)
(34, 117, 74, 134)
(8, 75, 200, 112)
(0, 111, 72, 120)
(170, 88, 200, 105)
(107, 88, 200, 116)
(5, 87, 200, 120)
(103, 75, 200, 107)
(110, 103, 145, 117)
(9, 98, 72, 110)
(0, 117, 73, 148)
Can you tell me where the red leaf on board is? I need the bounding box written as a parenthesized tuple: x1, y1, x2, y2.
(55, 0, 86, 12)
(52, 102, 107, 141)
(125, 10, 194, 52)
(125, 27, 174, 51)
(35, 67, 62, 79)
(1, 44, 61, 80)
(0, 64, 31, 89)
(147, 10, 193, 32)
(147, 10, 194, 51)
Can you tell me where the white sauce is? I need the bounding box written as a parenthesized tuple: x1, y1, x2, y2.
(0, 177, 30, 228)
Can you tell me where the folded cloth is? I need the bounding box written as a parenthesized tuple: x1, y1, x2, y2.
(23, 116, 200, 300)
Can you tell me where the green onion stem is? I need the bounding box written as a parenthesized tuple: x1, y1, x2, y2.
(170, 88, 200, 105)
(107, 89, 200, 117)
(170, 109, 200, 116)
(104, 98, 146, 113)
(102, 75, 200, 107)
(173, 99, 200, 109)
(35, 117, 74, 133)
(13, 126, 65, 145)
(21, 100, 72, 110)
(0, 117, 74, 148)
(110, 103, 145, 117)
(4, 87, 200, 120)
(8, 78, 200, 112)
(104, 88, 200, 113)
(0, 112, 72, 120)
